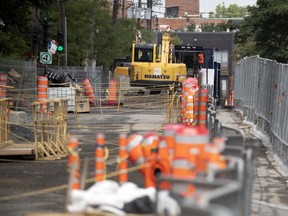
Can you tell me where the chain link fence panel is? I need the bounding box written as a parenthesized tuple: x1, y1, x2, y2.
(234, 55, 288, 167)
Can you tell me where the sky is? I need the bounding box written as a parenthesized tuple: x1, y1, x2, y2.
(200, 0, 257, 12)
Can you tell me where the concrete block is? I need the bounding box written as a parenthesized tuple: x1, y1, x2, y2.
(9, 111, 27, 124)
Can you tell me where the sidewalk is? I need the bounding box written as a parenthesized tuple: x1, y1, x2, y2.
(217, 108, 288, 216)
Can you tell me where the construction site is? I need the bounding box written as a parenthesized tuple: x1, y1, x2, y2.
(0, 51, 287, 216)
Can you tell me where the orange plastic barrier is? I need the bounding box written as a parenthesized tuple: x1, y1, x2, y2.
(68, 136, 80, 190)
(118, 133, 128, 184)
(37, 76, 48, 110)
(95, 133, 105, 182)
(82, 78, 95, 104)
(107, 79, 117, 104)
(0, 74, 7, 98)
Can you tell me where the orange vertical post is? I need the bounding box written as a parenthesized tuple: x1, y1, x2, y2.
(118, 133, 128, 184)
(198, 88, 208, 128)
(68, 136, 80, 190)
(95, 133, 106, 182)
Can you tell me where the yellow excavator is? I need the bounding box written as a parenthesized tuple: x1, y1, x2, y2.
(113, 27, 187, 88)
(129, 28, 187, 88)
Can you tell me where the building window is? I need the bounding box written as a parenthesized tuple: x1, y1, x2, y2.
(166, 7, 179, 17)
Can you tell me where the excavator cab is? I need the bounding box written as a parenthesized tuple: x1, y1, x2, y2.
(132, 43, 156, 63)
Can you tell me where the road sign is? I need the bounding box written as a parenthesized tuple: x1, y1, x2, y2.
(48, 40, 58, 54)
(40, 52, 52, 64)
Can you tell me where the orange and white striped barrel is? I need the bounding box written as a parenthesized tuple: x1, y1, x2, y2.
(37, 76, 48, 111)
(184, 89, 199, 126)
(82, 78, 95, 104)
(95, 133, 106, 182)
(118, 133, 128, 184)
(0, 74, 7, 98)
(205, 137, 227, 170)
(172, 126, 210, 196)
(198, 88, 208, 127)
(68, 136, 80, 190)
(205, 144, 227, 170)
(163, 124, 184, 156)
(181, 78, 199, 125)
(175, 126, 209, 172)
(107, 79, 117, 103)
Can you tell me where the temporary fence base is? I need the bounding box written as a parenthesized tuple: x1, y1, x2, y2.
(101, 101, 118, 106)
(0, 143, 35, 157)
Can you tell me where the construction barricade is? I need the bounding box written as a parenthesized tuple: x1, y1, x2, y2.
(0, 74, 7, 98)
(65, 122, 252, 216)
(64, 79, 253, 216)
(31, 98, 69, 160)
(0, 98, 10, 144)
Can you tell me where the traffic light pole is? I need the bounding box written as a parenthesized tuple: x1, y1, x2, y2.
(32, 7, 41, 58)
(59, 0, 67, 67)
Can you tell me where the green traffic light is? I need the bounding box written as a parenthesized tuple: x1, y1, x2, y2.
(57, 45, 64, 52)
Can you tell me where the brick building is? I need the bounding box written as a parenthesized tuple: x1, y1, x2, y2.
(166, 0, 200, 17)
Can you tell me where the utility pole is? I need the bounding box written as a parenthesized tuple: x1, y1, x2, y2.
(122, 0, 125, 19)
(32, 7, 41, 58)
(137, 0, 141, 27)
(59, 0, 67, 67)
(146, 0, 152, 31)
(112, 0, 119, 23)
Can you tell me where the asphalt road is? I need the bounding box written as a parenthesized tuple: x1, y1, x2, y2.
(0, 105, 288, 216)
(0, 105, 164, 216)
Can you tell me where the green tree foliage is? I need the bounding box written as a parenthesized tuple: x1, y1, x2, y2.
(235, 0, 288, 63)
(199, 21, 240, 32)
(173, 35, 183, 45)
(214, 3, 249, 18)
(0, 0, 137, 68)
(187, 21, 196, 32)
(46, 0, 136, 67)
(0, 0, 55, 57)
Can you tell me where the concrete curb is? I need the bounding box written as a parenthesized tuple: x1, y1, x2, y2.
(235, 109, 288, 184)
